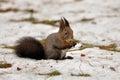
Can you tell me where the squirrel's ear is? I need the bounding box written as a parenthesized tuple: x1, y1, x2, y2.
(62, 17, 70, 27)
(59, 17, 70, 31)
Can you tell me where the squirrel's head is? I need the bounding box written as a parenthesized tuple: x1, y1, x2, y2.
(58, 17, 76, 48)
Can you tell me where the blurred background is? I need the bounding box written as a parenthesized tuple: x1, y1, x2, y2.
(0, 0, 120, 46)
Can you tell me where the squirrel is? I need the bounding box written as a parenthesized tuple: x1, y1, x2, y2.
(15, 17, 76, 60)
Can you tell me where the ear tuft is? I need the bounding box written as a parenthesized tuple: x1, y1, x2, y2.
(59, 17, 70, 32)
(62, 17, 69, 26)
(60, 17, 70, 28)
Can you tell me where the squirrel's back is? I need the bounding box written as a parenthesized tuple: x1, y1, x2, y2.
(14, 17, 76, 60)
(15, 37, 45, 60)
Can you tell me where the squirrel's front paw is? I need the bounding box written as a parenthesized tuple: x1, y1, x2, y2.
(72, 42, 76, 47)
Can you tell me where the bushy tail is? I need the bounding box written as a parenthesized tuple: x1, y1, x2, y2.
(15, 37, 45, 60)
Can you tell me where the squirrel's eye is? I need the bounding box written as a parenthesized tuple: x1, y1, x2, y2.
(64, 32, 68, 39)
(65, 32, 68, 35)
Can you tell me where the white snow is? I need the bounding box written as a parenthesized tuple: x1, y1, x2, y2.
(0, 0, 120, 80)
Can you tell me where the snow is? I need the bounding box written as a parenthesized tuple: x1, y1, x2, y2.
(0, 0, 120, 80)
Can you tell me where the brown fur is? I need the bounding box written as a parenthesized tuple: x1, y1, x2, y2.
(15, 17, 76, 60)
(15, 37, 45, 59)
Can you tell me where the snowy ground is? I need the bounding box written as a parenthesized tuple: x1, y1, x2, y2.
(0, 0, 120, 80)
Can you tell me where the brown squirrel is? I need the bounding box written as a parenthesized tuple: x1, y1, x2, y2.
(15, 17, 76, 60)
